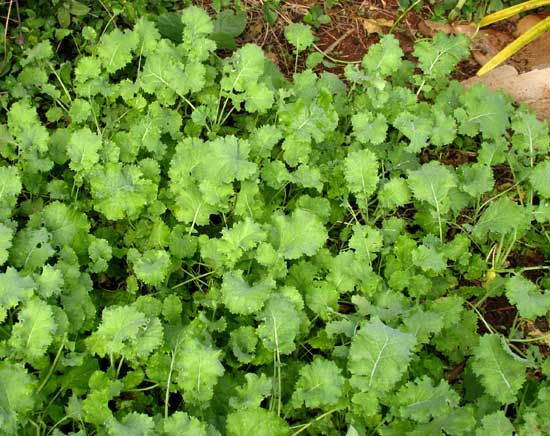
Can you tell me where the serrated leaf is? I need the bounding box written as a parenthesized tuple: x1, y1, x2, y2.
(471, 334, 526, 404)
(344, 149, 379, 202)
(174, 337, 224, 404)
(459, 163, 494, 198)
(90, 163, 157, 221)
(529, 160, 550, 198)
(414, 33, 470, 79)
(511, 109, 549, 156)
(86, 305, 163, 362)
(362, 34, 403, 76)
(230, 326, 258, 363)
(9, 298, 56, 362)
(473, 196, 530, 241)
(269, 208, 327, 259)
(98, 28, 139, 73)
(351, 112, 388, 145)
(393, 376, 459, 422)
(67, 127, 103, 172)
(475, 411, 514, 436)
(226, 407, 290, 436)
(0, 267, 35, 312)
(163, 411, 207, 436)
(221, 270, 275, 315)
(379, 177, 411, 209)
(284, 23, 314, 53)
(412, 243, 447, 273)
(128, 248, 171, 287)
(455, 84, 512, 140)
(10, 227, 55, 271)
(257, 294, 301, 355)
(505, 275, 550, 320)
(106, 412, 154, 436)
(407, 161, 457, 211)
(292, 358, 345, 409)
(349, 317, 416, 393)
(0, 362, 36, 434)
(394, 111, 433, 152)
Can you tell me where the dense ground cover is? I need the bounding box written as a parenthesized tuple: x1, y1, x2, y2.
(1, 1, 550, 435)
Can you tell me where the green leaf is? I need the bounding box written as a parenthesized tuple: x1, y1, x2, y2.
(344, 149, 379, 205)
(459, 163, 494, 198)
(90, 163, 157, 221)
(82, 372, 123, 425)
(230, 373, 272, 409)
(362, 34, 403, 77)
(88, 238, 112, 273)
(155, 13, 183, 43)
(349, 317, 416, 393)
(412, 243, 447, 273)
(407, 161, 457, 211)
(269, 208, 327, 259)
(222, 44, 266, 92)
(127, 248, 171, 287)
(471, 334, 526, 404)
(529, 160, 550, 198)
(394, 111, 433, 153)
(40, 201, 90, 255)
(221, 270, 275, 315)
(511, 109, 549, 156)
(475, 411, 514, 436)
(378, 178, 411, 210)
(455, 84, 512, 140)
(505, 275, 550, 320)
(284, 23, 314, 53)
(7, 100, 49, 155)
(230, 326, 258, 363)
(98, 28, 139, 73)
(351, 112, 388, 145)
(163, 411, 207, 436)
(0, 167, 22, 218)
(392, 376, 459, 422)
(402, 308, 444, 344)
(181, 5, 214, 38)
(175, 337, 224, 404)
(36, 265, 63, 298)
(211, 9, 247, 49)
(0, 267, 35, 313)
(292, 358, 345, 409)
(204, 136, 257, 183)
(0, 362, 36, 435)
(349, 224, 383, 263)
(430, 108, 457, 146)
(226, 407, 290, 436)
(257, 294, 301, 355)
(9, 298, 56, 362)
(10, 227, 55, 271)
(67, 127, 102, 173)
(86, 305, 163, 362)
(134, 18, 162, 56)
(68, 98, 91, 123)
(414, 33, 470, 79)
(408, 407, 476, 436)
(473, 197, 531, 241)
(106, 412, 155, 436)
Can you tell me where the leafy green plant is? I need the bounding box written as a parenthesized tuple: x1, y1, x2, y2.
(1, 5, 550, 435)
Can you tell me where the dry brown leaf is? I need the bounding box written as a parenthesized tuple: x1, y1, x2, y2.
(362, 17, 394, 34)
(524, 321, 550, 347)
(418, 20, 453, 37)
(515, 14, 544, 36)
